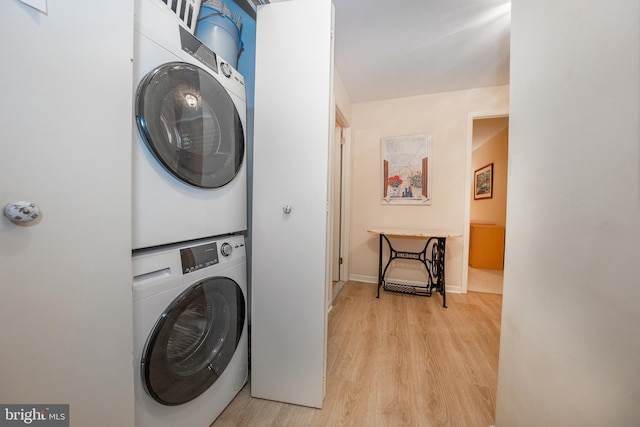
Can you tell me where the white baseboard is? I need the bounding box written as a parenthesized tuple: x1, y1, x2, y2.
(348, 274, 377, 284)
(348, 274, 461, 294)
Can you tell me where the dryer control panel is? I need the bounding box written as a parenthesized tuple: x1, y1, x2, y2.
(178, 25, 246, 96)
(179, 25, 219, 74)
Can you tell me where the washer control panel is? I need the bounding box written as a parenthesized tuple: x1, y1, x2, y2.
(180, 235, 245, 274)
(180, 241, 219, 274)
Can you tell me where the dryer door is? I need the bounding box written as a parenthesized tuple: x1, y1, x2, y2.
(142, 277, 245, 405)
(136, 62, 244, 189)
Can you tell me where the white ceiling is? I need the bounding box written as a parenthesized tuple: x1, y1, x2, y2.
(331, 0, 511, 103)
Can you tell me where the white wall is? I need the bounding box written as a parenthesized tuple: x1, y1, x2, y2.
(496, 0, 640, 425)
(348, 86, 509, 290)
(0, 2, 135, 426)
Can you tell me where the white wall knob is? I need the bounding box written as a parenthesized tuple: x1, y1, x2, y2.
(3, 201, 41, 223)
(283, 205, 292, 214)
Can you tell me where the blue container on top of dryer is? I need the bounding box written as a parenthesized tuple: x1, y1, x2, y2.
(196, 1, 243, 68)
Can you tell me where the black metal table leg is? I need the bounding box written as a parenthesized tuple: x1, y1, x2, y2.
(376, 233, 382, 298)
(437, 237, 447, 308)
(375, 233, 447, 308)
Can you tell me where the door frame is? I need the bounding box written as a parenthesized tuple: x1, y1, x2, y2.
(331, 107, 350, 303)
(461, 109, 509, 293)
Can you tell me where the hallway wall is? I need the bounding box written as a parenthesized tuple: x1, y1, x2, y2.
(496, 0, 640, 424)
(348, 85, 509, 290)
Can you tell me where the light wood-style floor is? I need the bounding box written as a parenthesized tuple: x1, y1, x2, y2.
(468, 267, 504, 295)
(212, 281, 502, 427)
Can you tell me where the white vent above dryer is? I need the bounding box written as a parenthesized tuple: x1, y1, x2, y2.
(156, 0, 201, 33)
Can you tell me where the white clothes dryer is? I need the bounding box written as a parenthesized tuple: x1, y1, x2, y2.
(133, 0, 247, 250)
(133, 234, 248, 427)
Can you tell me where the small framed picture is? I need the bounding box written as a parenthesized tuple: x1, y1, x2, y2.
(474, 163, 493, 200)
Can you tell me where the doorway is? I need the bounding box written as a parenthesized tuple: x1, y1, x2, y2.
(331, 109, 350, 303)
(462, 111, 509, 294)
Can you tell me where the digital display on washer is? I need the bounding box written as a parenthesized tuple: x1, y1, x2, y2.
(179, 25, 218, 74)
(180, 242, 219, 274)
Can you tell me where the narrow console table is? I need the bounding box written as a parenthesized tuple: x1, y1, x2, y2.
(368, 228, 461, 308)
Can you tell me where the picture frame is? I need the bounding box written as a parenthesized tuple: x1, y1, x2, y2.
(381, 133, 431, 205)
(474, 163, 493, 200)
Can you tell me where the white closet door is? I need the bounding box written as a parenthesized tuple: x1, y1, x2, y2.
(0, 1, 135, 424)
(251, 0, 334, 408)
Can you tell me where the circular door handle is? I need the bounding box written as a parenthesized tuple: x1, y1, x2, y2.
(283, 205, 292, 214)
(3, 201, 41, 223)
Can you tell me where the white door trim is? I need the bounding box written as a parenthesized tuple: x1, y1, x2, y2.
(462, 109, 509, 293)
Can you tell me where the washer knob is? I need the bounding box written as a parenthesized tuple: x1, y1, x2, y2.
(220, 242, 233, 257)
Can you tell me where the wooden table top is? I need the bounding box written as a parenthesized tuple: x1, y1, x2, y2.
(367, 228, 462, 238)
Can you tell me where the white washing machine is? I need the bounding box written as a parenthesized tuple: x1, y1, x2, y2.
(133, 234, 248, 427)
(133, 0, 247, 250)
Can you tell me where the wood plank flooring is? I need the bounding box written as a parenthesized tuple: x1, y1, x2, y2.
(468, 267, 504, 294)
(212, 281, 502, 427)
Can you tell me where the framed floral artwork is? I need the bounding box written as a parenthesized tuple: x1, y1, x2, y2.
(474, 163, 493, 199)
(381, 133, 431, 205)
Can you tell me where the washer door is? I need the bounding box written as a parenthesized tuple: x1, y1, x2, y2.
(136, 62, 244, 188)
(142, 277, 245, 405)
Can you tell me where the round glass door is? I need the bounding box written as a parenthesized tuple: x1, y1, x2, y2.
(136, 62, 244, 188)
(142, 277, 245, 405)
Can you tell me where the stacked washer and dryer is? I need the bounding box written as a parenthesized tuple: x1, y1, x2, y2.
(131, 0, 248, 425)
